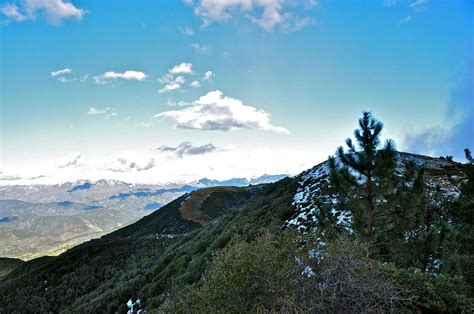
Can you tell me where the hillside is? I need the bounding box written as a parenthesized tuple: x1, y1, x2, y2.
(0, 258, 24, 279)
(0, 153, 472, 312)
(0, 175, 285, 260)
(0, 177, 296, 312)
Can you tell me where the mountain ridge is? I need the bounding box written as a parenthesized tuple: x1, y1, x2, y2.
(0, 152, 471, 312)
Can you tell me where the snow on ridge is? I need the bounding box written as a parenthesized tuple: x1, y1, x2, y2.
(286, 161, 335, 231)
(286, 153, 464, 232)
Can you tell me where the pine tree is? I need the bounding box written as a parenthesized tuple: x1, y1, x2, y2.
(320, 112, 427, 262)
(465, 148, 473, 164)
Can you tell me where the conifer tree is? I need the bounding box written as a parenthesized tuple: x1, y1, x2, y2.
(320, 112, 427, 263)
(465, 148, 473, 164)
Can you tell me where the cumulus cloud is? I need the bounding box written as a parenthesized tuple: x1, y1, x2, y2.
(87, 107, 117, 119)
(158, 63, 193, 93)
(50, 68, 74, 82)
(159, 75, 186, 93)
(186, 0, 316, 32)
(191, 43, 213, 55)
(105, 153, 155, 172)
(190, 80, 201, 88)
(93, 70, 147, 84)
(203, 70, 214, 81)
(169, 62, 193, 75)
(1, 0, 86, 25)
(155, 90, 290, 134)
(179, 25, 195, 36)
(157, 141, 217, 158)
(404, 61, 473, 160)
(57, 152, 83, 168)
(87, 107, 109, 115)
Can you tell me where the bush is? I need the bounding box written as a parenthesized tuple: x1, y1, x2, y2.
(162, 232, 413, 313)
(382, 264, 474, 313)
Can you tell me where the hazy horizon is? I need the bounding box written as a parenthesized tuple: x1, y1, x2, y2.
(1, 0, 472, 185)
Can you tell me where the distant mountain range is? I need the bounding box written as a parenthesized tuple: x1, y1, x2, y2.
(0, 174, 287, 259)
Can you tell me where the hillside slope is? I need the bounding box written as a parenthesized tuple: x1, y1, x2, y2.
(0, 180, 294, 312)
(0, 153, 471, 312)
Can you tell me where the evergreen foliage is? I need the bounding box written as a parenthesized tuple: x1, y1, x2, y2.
(316, 112, 467, 274)
(465, 148, 473, 164)
(163, 233, 413, 313)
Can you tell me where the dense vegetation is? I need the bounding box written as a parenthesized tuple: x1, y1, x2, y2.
(0, 257, 24, 279)
(0, 112, 472, 313)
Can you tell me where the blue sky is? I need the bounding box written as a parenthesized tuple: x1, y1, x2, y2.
(0, 0, 472, 184)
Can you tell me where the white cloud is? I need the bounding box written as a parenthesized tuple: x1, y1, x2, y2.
(94, 70, 147, 84)
(159, 63, 193, 93)
(190, 80, 201, 88)
(1, 0, 86, 25)
(87, 107, 117, 118)
(57, 152, 83, 168)
(105, 152, 155, 172)
(51, 67, 72, 76)
(399, 15, 412, 25)
(382, 0, 398, 6)
(56, 76, 76, 83)
(187, 0, 316, 32)
(105, 112, 118, 119)
(2, 146, 323, 185)
(1, 3, 26, 21)
(135, 121, 152, 127)
(87, 107, 109, 115)
(409, 0, 428, 11)
(159, 84, 181, 93)
(157, 141, 217, 158)
(191, 43, 213, 55)
(166, 98, 190, 107)
(155, 90, 290, 134)
(169, 62, 193, 75)
(179, 25, 195, 36)
(159, 75, 186, 93)
(203, 70, 214, 81)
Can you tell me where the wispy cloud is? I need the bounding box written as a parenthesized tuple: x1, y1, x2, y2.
(159, 75, 186, 93)
(57, 152, 83, 168)
(87, 107, 109, 115)
(409, 0, 429, 12)
(155, 90, 290, 134)
(93, 70, 147, 84)
(382, 0, 398, 6)
(158, 63, 194, 93)
(50, 67, 74, 82)
(191, 43, 213, 55)
(157, 141, 217, 158)
(186, 0, 316, 32)
(0, 3, 26, 21)
(87, 107, 118, 119)
(404, 60, 473, 160)
(105, 152, 155, 172)
(190, 80, 201, 88)
(179, 25, 195, 36)
(1, 0, 86, 25)
(203, 70, 214, 81)
(398, 15, 412, 25)
(169, 62, 193, 75)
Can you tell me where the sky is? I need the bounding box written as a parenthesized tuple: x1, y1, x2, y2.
(0, 0, 472, 185)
